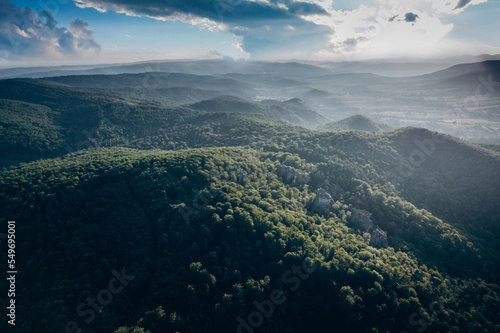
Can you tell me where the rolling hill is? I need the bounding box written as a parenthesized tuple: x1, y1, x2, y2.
(420, 60, 500, 81)
(416, 60, 500, 93)
(187, 96, 327, 128)
(0, 70, 499, 333)
(1, 144, 499, 333)
(318, 115, 390, 132)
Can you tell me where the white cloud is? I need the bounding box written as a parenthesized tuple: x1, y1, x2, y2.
(423, 0, 488, 14)
(299, 0, 488, 59)
(13, 25, 29, 38)
(361, 11, 454, 58)
(70, 0, 491, 60)
(74, 0, 108, 13)
(231, 34, 251, 58)
(0, 2, 100, 60)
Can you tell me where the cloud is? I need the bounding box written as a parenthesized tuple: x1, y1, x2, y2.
(337, 35, 369, 52)
(72, 0, 333, 58)
(286, 1, 329, 15)
(70, 19, 101, 50)
(209, 49, 222, 57)
(455, 0, 471, 9)
(388, 15, 398, 22)
(301, 0, 485, 59)
(424, 0, 487, 14)
(74, 0, 330, 21)
(0, 0, 100, 59)
(358, 11, 453, 59)
(64, 0, 489, 59)
(404, 12, 419, 22)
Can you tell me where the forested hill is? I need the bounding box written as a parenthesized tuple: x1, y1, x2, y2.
(318, 114, 390, 132)
(187, 96, 326, 128)
(0, 74, 499, 333)
(0, 147, 499, 333)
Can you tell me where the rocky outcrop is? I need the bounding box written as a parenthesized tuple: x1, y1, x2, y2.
(349, 211, 388, 248)
(312, 189, 335, 215)
(369, 228, 388, 248)
(349, 211, 375, 233)
(277, 164, 310, 187)
(431, 276, 442, 286)
(295, 172, 310, 186)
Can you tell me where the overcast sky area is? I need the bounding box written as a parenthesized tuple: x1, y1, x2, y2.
(0, 0, 499, 67)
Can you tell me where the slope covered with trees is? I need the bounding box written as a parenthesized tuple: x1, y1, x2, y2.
(0, 74, 499, 333)
(0, 148, 498, 333)
(318, 114, 390, 132)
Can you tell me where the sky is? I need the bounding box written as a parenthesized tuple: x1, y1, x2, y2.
(0, 0, 499, 66)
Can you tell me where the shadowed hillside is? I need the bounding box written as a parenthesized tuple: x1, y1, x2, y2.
(318, 115, 390, 132)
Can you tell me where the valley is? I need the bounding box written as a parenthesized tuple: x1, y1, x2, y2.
(0, 59, 499, 333)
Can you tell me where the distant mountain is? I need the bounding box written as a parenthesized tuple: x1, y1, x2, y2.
(317, 55, 500, 77)
(319, 61, 450, 77)
(301, 88, 331, 99)
(0, 79, 325, 166)
(0, 63, 114, 79)
(0, 59, 333, 80)
(188, 95, 262, 114)
(42, 72, 256, 102)
(438, 53, 500, 65)
(110, 86, 224, 105)
(3, 56, 500, 80)
(318, 115, 390, 132)
(218, 73, 306, 88)
(306, 72, 390, 87)
(420, 60, 500, 81)
(188, 96, 327, 128)
(411, 60, 500, 96)
(3, 58, 500, 145)
(0, 59, 248, 79)
(44, 72, 254, 93)
(260, 98, 328, 128)
(257, 61, 332, 78)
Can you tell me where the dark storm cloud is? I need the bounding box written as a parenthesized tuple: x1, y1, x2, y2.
(268, 0, 329, 15)
(0, 0, 100, 59)
(75, 0, 329, 22)
(455, 0, 472, 10)
(73, 0, 332, 56)
(404, 12, 419, 22)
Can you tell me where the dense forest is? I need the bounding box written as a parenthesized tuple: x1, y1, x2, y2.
(0, 72, 499, 333)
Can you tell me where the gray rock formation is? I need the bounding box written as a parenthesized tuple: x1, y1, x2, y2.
(277, 164, 310, 186)
(312, 189, 335, 215)
(369, 228, 388, 248)
(350, 211, 375, 233)
(295, 172, 310, 186)
(431, 276, 442, 286)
